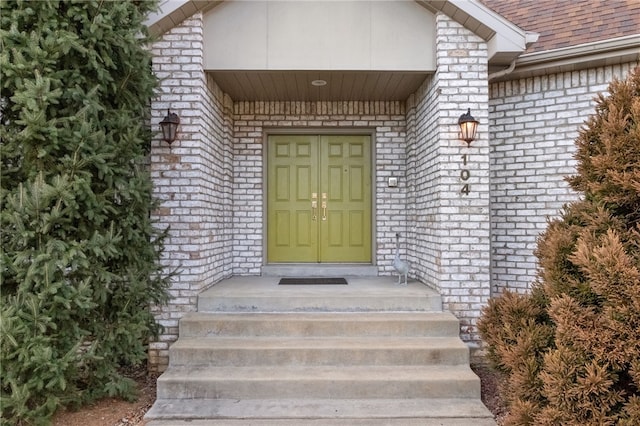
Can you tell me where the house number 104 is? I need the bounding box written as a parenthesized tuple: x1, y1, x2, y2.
(460, 154, 470, 195)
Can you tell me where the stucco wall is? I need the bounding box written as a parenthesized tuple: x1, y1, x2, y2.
(489, 62, 639, 296)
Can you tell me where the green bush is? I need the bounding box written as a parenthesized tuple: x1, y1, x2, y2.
(479, 66, 640, 425)
(0, 1, 170, 424)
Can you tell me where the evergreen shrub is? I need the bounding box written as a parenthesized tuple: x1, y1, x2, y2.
(0, 1, 170, 424)
(479, 66, 640, 425)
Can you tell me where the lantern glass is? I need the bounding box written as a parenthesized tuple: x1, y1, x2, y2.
(160, 109, 180, 144)
(458, 108, 479, 145)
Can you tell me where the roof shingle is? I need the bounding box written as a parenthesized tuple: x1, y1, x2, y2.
(480, 0, 640, 53)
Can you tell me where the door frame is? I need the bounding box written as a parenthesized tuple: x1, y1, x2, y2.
(263, 128, 377, 265)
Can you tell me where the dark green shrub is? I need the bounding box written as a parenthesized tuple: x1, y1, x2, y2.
(479, 66, 640, 425)
(0, 1, 170, 424)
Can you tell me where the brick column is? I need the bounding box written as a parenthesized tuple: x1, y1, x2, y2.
(408, 13, 491, 356)
(149, 13, 234, 372)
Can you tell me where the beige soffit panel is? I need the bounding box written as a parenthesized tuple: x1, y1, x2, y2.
(417, 0, 536, 65)
(209, 70, 430, 101)
(146, 0, 222, 37)
(202, 0, 437, 72)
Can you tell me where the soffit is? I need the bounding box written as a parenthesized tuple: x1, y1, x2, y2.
(417, 0, 495, 40)
(211, 71, 430, 102)
(417, 0, 535, 65)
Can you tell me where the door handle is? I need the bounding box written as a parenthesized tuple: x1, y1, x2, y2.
(311, 193, 318, 221)
(321, 193, 327, 221)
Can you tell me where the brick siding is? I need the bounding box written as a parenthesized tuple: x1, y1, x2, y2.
(407, 14, 491, 353)
(489, 62, 639, 296)
(149, 14, 234, 371)
(232, 101, 407, 275)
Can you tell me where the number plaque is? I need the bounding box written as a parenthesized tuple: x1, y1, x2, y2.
(460, 154, 470, 195)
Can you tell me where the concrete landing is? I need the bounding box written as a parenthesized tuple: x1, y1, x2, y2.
(197, 276, 443, 312)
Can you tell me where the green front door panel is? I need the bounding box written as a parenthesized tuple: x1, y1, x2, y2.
(267, 135, 318, 262)
(267, 135, 371, 263)
(319, 135, 371, 262)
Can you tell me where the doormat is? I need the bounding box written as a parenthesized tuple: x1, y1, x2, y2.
(278, 277, 348, 285)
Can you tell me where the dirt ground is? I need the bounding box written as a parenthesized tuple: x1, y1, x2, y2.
(51, 364, 506, 426)
(51, 368, 158, 426)
(472, 363, 508, 425)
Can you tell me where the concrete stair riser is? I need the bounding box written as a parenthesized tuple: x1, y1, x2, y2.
(168, 337, 470, 366)
(147, 419, 498, 426)
(146, 398, 495, 422)
(197, 295, 443, 312)
(179, 312, 461, 338)
(198, 292, 442, 312)
(156, 366, 481, 399)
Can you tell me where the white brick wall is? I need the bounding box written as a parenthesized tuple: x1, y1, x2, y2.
(406, 14, 491, 353)
(489, 62, 639, 296)
(232, 101, 408, 275)
(149, 13, 234, 372)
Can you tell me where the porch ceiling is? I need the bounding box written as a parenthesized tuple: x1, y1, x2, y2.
(210, 70, 430, 102)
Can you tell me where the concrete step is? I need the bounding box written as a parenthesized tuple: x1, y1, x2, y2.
(146, 419, 497, 426)
(168, 336, 470, 366)
(156, 365, 481, 399)
(179, 311, 461, 338)
(145, 398, 495, 423)
(197, 277, 442, 312)
(145, 276, 494, 424)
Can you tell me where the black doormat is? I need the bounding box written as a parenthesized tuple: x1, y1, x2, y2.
(278, 277, 348, 285)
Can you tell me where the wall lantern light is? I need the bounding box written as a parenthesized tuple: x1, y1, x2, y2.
(458, 108, 479, 146)
(159, 109, 180, 145)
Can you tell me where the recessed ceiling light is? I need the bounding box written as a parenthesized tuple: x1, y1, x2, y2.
(311, 79, 327, 87)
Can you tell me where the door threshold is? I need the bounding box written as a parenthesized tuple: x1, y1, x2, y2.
(262, 264, 378, 277)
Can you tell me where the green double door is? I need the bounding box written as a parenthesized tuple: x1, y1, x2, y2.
(267, 135, 372, 263)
